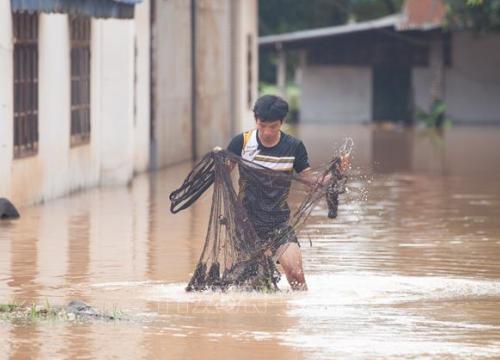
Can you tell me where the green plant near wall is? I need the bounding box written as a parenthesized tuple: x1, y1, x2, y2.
(416, 99, 452, 129)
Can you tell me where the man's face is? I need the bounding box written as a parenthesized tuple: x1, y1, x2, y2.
(256, 118, 283, 144)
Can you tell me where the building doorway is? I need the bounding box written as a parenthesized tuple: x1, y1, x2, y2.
(372, 65, 412, 124)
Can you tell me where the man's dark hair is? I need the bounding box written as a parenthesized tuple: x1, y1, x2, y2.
(253, 95, 289, 122)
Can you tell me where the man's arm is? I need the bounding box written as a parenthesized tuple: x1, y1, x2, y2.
(298, 155, 351, 186)
(225, 133, 244, 171)
(298, 167, 314, 185)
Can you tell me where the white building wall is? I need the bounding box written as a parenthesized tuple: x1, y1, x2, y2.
(413, 31, 500, 123)
(134, 0, 151, 173)
(1, 5, 149, 206)
(96, 18, 135, 185)
(0, 4, 13, 199)
(1, 0, 255, 205)
(9, 13, 86, 205)
(300, 66, 372, 123)
(39, 14, 71, 198)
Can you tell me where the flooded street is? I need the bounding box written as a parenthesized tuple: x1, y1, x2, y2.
(1, 124, 500, 359)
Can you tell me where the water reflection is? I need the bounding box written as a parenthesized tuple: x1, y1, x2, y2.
(0, 124, 499, 359)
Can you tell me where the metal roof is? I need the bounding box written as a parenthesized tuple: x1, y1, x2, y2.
(11, 0, 143, 19)
(111, 0, 142, 4)
(259, 14, 401, 47)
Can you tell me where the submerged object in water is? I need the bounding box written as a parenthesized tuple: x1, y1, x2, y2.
(0, 198, 20, 220)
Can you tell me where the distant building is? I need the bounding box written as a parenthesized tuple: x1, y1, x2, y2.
(0, 0, 257, 205)
(259, 0, 500, 125)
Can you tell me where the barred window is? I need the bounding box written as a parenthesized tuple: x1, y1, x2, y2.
(13, 13, 39, 159)
(70, 16, 91, 146)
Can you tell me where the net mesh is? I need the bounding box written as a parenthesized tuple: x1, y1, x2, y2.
(169, 139, 352, 292)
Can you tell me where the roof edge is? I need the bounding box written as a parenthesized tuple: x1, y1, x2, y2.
(259, 14, 401, 46)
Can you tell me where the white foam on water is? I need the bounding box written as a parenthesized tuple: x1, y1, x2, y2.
(145, 280, 297, 305)
(91, 280, 160, 289)
(91, 273, 500, 358)
(278, 272, 500, 359)
(92, 272, 500, 308)
(93, 272, 500, 359)
(278, 335, 500, 359)
(292, 272, 500, 306)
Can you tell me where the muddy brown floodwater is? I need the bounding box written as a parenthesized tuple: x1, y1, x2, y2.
(1, 124, 499, 359)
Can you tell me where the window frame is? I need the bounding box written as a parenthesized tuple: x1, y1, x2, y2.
(12, 12, 39, 159)
(69, 15, 92, 147)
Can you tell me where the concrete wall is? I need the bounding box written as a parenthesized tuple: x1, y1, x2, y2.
(230, 0, 258, 134)
(97, 18, 136, 185)
(134, 0, 151, 173)
(0, 6, 150, 206)
(0, 3, 13, 199)
(1, 0, 257, 204)
(196, 0, 258, 149)
(152, 0, 258, 165)
(152, 0, 193, 167)
(413, 31, 500, 123)
(196, 0, 232, 153)
(10, 13, 95, 205)
(38, 14, 72, 197)
(300, 66, 372, 123)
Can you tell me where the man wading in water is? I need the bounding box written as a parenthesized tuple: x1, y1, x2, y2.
(227, 95, 349, 290)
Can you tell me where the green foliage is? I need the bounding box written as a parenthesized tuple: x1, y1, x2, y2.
(348, 0, 404, 21)
(0, 301, 123, 323)
(259, 0, 349, 36)
(444, 0, 500, 32)
(259, 0, 403, 36)
(416, 100, 452, 129)
(111, 304, 124, 320)
(0, 303, 21, 313)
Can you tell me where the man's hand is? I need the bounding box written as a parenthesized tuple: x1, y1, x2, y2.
(339, 154, 351, 173)
(299, 154, 350, 186)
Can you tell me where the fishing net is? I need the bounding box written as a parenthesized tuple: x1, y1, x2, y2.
(169, 139, 353, 292)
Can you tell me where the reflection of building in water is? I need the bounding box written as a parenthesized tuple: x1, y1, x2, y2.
(371, 125, 500, 177)
(372, 127, 415, 173)
(6, 211, 41, 301)
(147, 162, 210, 282)
(260, 0, 500, 126)
(0, 0, 258, 206)
(67, 213, 91, 290)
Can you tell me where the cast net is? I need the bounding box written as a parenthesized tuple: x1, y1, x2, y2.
(169, 139, 353, 292)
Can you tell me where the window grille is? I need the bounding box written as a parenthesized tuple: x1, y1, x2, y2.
(70, 16, 91, 146)
(13, 12, 39, 159)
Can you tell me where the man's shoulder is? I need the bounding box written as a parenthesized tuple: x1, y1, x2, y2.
(230, 132, 244, 141)
(281, 131, 304, 148)
(227, 132, 245, 155)
(230, 129, 255, 141)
